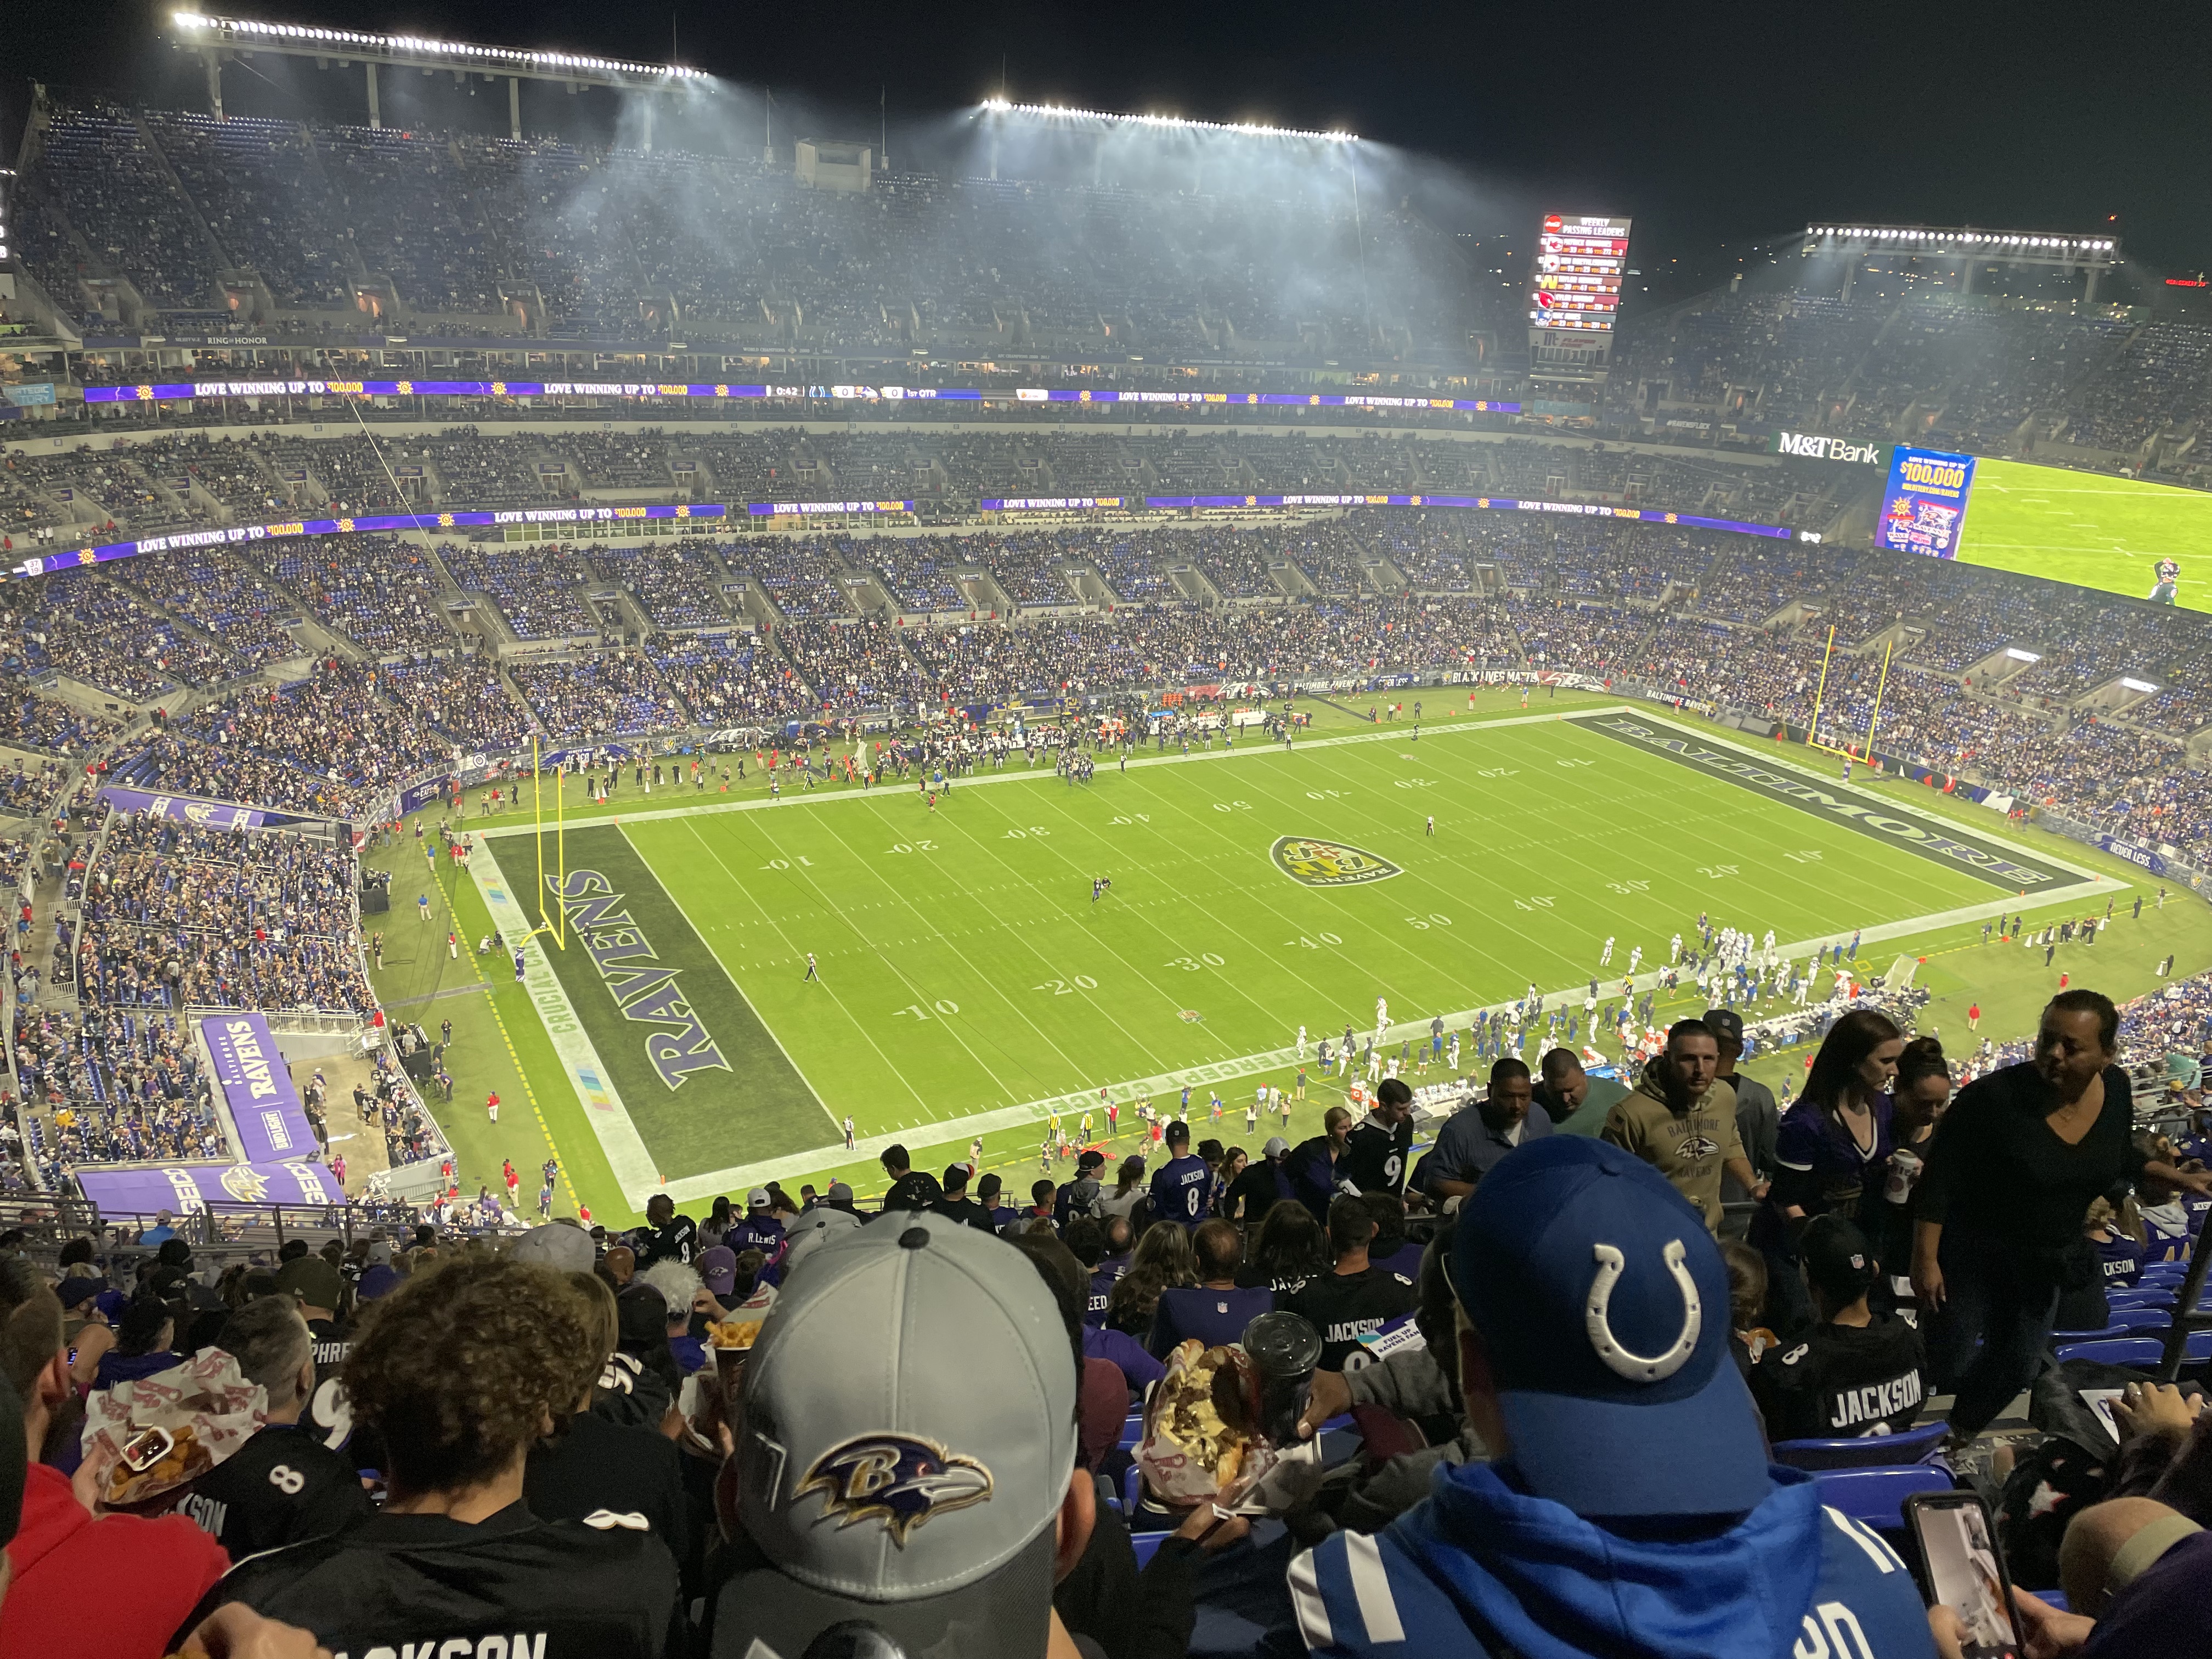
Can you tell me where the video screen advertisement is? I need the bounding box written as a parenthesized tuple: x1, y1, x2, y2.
(1878, 445, 1978, 559)
(1530, 215, 1631, 335)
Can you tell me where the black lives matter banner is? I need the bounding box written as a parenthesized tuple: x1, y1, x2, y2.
(1575, 714, 2076, 890)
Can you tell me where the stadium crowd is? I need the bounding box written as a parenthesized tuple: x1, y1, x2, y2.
(0, 973, 2192, 1657)
(72, 814, 374, 1013)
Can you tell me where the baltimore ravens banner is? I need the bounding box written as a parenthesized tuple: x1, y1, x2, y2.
(201, 1012, 319, 1166)
(97, 787, 266, 831)
(75, 1158, 337, 1218)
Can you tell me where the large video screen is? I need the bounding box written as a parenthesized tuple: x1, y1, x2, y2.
(1878, 446, 1978, 559)
(1530, 215, 1630, 335)
(1954, 456, 2212, 614)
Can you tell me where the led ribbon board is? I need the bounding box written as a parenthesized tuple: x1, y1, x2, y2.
(80, 379, 1520, 414)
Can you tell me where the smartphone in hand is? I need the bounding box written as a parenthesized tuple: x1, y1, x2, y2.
(1905, 1490, 2019, 1659)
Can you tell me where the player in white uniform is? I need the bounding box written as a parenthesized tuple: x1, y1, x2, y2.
(1297, 1023, 1308, 1057)
(1627, 945, 1643, 974)
(1669, 932, 1683, 963)
(1600, 935, 1615, 966)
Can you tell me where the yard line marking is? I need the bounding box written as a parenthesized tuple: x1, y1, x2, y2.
(676, 878, 2087, 1196)
(475, 703, 1626, 841)
(669, 818, 930, 1123)
(772, 806, 1091, 1099)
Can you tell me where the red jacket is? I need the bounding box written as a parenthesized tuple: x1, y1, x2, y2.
(0, 1463, 228, 1658)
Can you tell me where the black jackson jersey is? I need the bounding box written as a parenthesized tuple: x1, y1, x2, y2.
(177, 1421, 371, 1562)
(1750, 1313, 1927, 1442)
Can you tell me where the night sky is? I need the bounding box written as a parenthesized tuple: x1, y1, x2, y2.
(9, 0, 2209, 297)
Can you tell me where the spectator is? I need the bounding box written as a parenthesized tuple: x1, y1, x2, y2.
(1424, 1058, 1551, 1201)
(1709, 1009, 1781, 1205)
(1917, 991, 2212, 1443)
(1537, 1046, 1630, 1137)
(185, 1256, 681, 1656)
(93, 1294, 183, 1391)
(1148, 1120, 1212, 1228)
(1104, 1220, 1197, 1341)
(1283, 1195, 1419, 1372)
(1225, 1135, 1295, 1223)
(1875, 1036, 1954, 1309)
(1096, 1156, 1148, 1223)
(1601, 1019, 1764, 1233)
(1341, 1077, 1416, 1197)
(703, 1210, 1090, 1658)
(1276, 1135, 1936, 1657)
(933, 1164, 995, 1230)
(879, 1144, 943, 1212)
(1147, 1220, 1274, 1357)
(180, 1294, 370, 1560)
(1286, 1106, 1355, 1221)
(1751, 1008, 1904, 1335)
(1750, 1213, 1926, 1443)
(0, 1265, 228, 1658)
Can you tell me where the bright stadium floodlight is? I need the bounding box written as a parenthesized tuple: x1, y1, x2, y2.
(979, 97, 1355, 141)
(171, 11, 713, 139)
(171, 12, 713, 81)
(1806, 220, 2120, 301)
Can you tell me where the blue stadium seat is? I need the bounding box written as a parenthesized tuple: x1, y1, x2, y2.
(2050, 1324, 2128, 1343)
(1132, 1530, 1171, 1568)
(2111, 1289, 2176, 1309)
(2105, 1306, 2174, 1334)
(1773, 1419, 1949, 1472)
(1812, 1466, 1954, 1536)
(2054, 1332, 2212, 1367)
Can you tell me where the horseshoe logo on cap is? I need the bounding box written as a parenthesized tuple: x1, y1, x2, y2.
(1584, 1241, 1701, 1382)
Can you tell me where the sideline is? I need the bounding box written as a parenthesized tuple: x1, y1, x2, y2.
(465, 839, 661, 1207)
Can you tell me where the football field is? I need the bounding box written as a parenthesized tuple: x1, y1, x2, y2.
(1958, 457, 2212, 612)
(464, 704, 2108, 1208)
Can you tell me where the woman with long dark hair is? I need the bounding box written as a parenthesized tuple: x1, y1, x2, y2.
(1104, 1219, 1197, 1338)
(1751, 1006, 1904, 1335)
(1916, 990, 2212, 1443)
(698, 1195, 735, 1251)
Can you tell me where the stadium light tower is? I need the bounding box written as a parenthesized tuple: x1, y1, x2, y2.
(975, 96, 1355, 188)
(170, 12, 715, 145)
(1803, 223, 2120, 303)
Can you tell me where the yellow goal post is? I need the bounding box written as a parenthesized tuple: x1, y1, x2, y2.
(1803, 624, 1894, 772)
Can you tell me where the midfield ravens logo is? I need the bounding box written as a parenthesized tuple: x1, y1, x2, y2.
(1271, 837, 1402, 888)
(794, 1434, 994, 1546)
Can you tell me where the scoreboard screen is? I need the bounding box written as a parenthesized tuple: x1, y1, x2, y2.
(1531, 214, 1631, 334)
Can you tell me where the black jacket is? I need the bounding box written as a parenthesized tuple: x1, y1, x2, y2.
(180, 1502, 684, 1658)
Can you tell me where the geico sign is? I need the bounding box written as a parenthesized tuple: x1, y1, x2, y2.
(1775, 432, 1884, 465)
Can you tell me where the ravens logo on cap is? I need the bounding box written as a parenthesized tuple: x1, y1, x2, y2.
(794, 1433, 993, 1546)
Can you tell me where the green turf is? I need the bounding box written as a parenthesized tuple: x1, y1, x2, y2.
(1957, 458, 2212, 612)
(366, 693, 2212, 1225)
(532, 703, 2073, 1184)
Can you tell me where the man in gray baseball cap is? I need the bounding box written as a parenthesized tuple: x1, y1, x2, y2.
(707, 1215, 1090, 1658)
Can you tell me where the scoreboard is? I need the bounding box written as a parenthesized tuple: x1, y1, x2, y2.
(1530, 214, 1631, 335)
